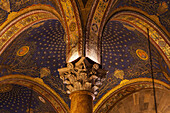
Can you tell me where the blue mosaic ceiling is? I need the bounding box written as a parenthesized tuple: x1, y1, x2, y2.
(0, 0, 169, 112)
(9, 0, 56, 12)
(0, 18, 169, 109)
(94, 20, 170, 104)
(114, 0, 170, 32)
(0, 84, 56, 113)
(0, 19, 70, 105)
(0, 0, 58, 24)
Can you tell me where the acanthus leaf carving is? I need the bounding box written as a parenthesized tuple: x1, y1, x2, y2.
(58, 57, 108, 96)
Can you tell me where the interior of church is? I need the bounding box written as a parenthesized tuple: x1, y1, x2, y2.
(0, 0, 169, 113)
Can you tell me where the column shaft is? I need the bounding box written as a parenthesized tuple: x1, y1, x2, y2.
(70, 91, 93, 113)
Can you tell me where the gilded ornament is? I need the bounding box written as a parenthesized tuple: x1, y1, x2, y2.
(158, 40, 166, 47)
(40, 67, 51, 78)
(31, 22, 45, 29)
(136, 49, 148, 60)
(91, 23, 98, 32)
(123, 24, 135, 31)
(113, 69, 129, 84)
(69, 22, 76, 32)
(17, 46, 29, 56)
(157, 1, 168, 15)
(0, 84, 13, 93)
(38, 96, 46, 103)
(0, 0, 11, 12)
(114, 69, 124, 80)
(61, 0, 66, 2)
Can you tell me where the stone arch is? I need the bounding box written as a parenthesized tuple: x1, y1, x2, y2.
(94, 78, 170, 113)
(107, 88, 169, 113)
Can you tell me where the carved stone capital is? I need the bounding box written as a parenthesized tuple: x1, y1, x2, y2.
(58, 57, 107, 95)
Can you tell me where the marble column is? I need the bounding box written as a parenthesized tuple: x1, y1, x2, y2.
(58, 57, 107, 113)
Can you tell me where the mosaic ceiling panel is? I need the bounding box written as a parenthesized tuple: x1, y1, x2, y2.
(0, 84, 56, 113)
(94, 20, 170, 104)
(0, 17, 169, 110)
(0, 0, 169, 111)
(115, 0, 170, 32)
(0, 19, 70, 106)
(0, 0, 58, 25)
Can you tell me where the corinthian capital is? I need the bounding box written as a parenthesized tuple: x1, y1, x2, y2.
(58, 57, 107, 95)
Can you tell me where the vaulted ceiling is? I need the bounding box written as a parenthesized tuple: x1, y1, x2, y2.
(0, 0, 169, 113)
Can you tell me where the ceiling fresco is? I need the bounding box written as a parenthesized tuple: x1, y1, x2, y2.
(0, 84, 56, 113)
(0, 0, 83, 64)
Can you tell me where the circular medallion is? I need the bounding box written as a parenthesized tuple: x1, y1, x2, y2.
(69, 22, 76, 32)
(0, 84, 13, 93)
(136, 49, 148, 60)
(158, 41, 166, 47)
(93, 64, 99, 70)
(17, 46, 29, 56)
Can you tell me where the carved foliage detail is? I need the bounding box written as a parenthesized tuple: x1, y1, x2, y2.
(58, 57, 107, 95)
